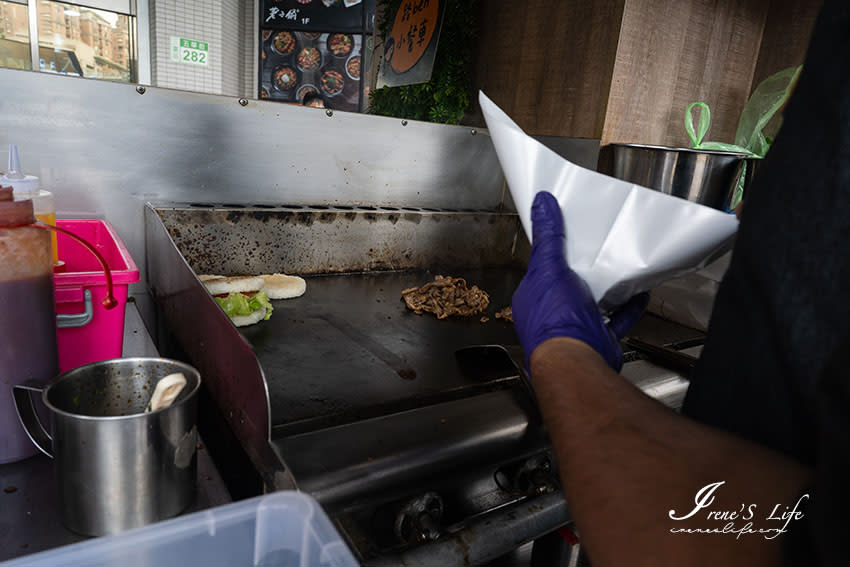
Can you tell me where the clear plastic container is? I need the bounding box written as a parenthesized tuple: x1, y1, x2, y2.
(6, 491, 359, 567)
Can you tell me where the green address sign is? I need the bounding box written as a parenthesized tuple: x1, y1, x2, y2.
(171, 37, 209, 66)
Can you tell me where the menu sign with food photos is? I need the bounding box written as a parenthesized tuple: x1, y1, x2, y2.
(262, 0, 364, 32)
(377, 0, 444, 88)
(260, 30, 362, 112)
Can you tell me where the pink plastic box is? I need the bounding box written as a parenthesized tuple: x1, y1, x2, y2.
(54, 220, 140, 373)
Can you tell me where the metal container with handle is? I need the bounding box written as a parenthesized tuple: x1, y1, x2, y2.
(12, 357, 201, 536)
(597, 143, 747, 211)
(0, 187, 57, 464)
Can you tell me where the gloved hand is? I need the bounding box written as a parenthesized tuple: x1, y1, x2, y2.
(512, 191, 649, 371)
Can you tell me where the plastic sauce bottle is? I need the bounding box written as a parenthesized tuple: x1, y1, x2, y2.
(0, 145, 58, 264)
(0, 185, 59, 463)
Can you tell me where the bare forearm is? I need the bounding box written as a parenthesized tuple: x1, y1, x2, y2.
(530, 338, 813, 567)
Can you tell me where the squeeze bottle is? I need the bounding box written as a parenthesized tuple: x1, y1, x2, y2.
(0, 145, 58, 263)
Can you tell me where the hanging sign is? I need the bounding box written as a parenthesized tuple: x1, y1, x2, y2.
(377, 0, 443, 88)
(262, 0, 364, 32)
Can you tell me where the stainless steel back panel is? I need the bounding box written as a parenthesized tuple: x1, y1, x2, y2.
(154, 205, 527, 276)
(0, 67, 505, 311)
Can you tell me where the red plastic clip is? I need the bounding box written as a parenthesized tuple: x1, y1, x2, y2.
(557, 525, 580, 546)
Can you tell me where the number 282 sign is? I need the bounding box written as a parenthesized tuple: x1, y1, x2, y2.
(171, 37, 209, 66)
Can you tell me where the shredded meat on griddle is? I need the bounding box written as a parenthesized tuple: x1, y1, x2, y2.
(401, 275, 490, 319)
(495, 306, 513, 323)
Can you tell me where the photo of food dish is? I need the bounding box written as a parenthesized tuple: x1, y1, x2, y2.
(346, 54, 360, 79)
(321, 69, 344, 96)
(262, 30, 271, 40)
(297, 84, 319, 102)
(327, 33, 353, 57)
(271, 31, 296, 55)
(260, 30, 362, 111)
(297, 47, 321, 70)
(273, 66, 298, 91)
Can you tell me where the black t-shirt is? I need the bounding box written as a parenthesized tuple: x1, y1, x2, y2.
(682, 0, 850, 563)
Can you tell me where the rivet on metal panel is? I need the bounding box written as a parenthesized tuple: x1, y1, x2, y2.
(238, 98, 249, 106)
(401, 120, 408, 126)
(326, 109, 334, 117)
(471, 129, 477, 135)
(135, 86, 146, 95)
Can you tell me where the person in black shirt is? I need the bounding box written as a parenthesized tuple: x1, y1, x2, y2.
(510, 1, 848, 564)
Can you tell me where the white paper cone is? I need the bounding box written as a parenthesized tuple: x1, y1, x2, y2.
(479, 92, 739, 309)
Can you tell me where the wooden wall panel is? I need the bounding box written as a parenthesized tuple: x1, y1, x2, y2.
(601, 0, 768, 147)
(751, 0, 822, 89)
(470, 0, 824, 145)
(473, 0, 625, 138)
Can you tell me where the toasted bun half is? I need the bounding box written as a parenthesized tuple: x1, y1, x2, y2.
(230, 307, 268, 327)
(260, 273, 306, 299)
(202, 275, 265, 296)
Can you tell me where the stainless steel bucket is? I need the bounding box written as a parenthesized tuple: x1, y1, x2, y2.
(597, 143, 747, 211)
(12, 357, 201, 536)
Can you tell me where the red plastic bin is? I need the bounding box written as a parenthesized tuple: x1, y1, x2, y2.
(54, 220, 140, 373)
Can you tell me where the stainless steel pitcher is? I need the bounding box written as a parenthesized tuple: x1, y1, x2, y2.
(13, 357, 201, 536)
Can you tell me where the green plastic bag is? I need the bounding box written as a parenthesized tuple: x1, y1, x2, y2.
(733, 65, 802, 156)
(685, 65, 802, 207)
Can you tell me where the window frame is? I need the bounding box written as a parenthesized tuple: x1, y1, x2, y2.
(16, 0, 140, 82)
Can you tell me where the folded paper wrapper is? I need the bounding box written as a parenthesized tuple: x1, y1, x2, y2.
(479, 92, 740, 310)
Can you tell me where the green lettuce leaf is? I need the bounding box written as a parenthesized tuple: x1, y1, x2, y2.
(214, 290, 273, 321)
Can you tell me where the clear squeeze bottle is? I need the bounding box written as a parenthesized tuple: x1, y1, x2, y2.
(0, 186, 59, 463)
(0, 145, 58, 264)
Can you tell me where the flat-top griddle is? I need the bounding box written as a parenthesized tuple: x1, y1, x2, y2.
(147, 203, 699, 565)
(240, 268, 524, 436)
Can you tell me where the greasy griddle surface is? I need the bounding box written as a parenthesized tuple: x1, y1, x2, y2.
(239, 268, 523, 433)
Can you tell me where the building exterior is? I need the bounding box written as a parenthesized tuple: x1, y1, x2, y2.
(0, 1, 130, 80)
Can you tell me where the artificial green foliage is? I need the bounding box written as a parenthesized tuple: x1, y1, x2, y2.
(369, 0, 477, 124)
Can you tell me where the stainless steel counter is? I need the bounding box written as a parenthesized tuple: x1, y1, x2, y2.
(0, 301, 232, 563)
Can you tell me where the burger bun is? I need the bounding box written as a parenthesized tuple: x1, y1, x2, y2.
(200, 275, 265, 296)
(230, 307, 269, 327)
(260, 273, 307, 299)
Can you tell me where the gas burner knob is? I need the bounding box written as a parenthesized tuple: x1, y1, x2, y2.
(394, 492, 444, 545)
(495, 455, 558, 496)
(517, 455, 557, 495)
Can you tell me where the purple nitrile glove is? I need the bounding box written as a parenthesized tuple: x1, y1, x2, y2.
(512, 191, 649, 372)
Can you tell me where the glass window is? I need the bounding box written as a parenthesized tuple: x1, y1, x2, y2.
(37, 0, 133, 82)
(0, 0, 31, 70)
